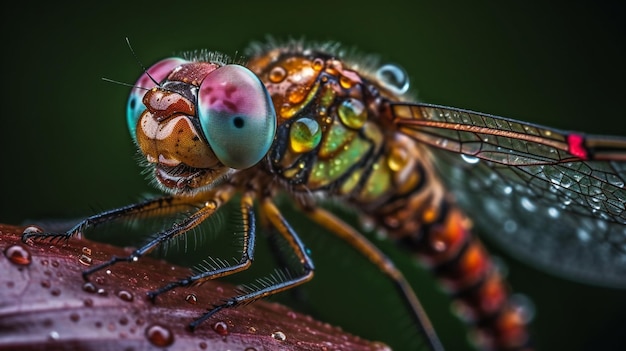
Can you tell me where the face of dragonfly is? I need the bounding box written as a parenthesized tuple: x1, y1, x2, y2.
(126, 58, 277, 195)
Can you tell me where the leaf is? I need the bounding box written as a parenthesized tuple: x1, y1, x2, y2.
(0, 224, 389, 351)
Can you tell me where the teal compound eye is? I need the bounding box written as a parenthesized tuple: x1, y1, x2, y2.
(126, 57, 188, 142)
(197, 65, 277, 169)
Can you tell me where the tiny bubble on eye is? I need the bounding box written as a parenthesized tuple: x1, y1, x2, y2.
(233, 117, 245, 128)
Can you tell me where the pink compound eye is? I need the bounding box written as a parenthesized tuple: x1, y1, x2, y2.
(197, 64, 276, 169)
(126, 57, 189, 142)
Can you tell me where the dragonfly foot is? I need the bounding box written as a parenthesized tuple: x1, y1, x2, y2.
(147, 279, 192, 302)
(21, 231, 71, 245)
(82, 255, 134, 281)
(188, 304, 228, 331)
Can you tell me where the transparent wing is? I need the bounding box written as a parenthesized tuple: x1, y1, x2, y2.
(391, 102, 626, 288)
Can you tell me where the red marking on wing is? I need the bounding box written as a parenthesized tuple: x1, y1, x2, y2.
(567, 133, 588, 160)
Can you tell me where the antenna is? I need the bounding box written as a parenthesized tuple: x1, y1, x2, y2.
(125, 37, 159, 86)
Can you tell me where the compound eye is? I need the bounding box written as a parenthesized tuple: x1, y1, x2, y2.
(126, 57, 188, 142)
(197, 65, 276, 169)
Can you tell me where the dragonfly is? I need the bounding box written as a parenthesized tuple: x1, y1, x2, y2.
(22, 38, 626, 351)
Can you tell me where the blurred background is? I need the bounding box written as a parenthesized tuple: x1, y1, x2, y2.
(1, 1, 624, 350)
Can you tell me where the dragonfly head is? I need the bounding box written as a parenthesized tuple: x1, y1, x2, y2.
(126, 58, 277, 195)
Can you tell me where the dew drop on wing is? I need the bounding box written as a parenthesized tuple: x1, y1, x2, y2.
(461, 154, 480, 164)
(577, 228, 591, 242)
(547, 207, 560, 218)
(520, 197, 536, 212)
(504, 220, 518, 233)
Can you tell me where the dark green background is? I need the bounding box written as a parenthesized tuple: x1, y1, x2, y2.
(2, 1, 625, 350)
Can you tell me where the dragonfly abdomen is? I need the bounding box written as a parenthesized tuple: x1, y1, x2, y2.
(376, 183, 532, 350)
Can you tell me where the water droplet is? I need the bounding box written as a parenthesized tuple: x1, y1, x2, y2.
(95, 276, 106, 285)
(199, 341, 208, 349)
(22, 225, 44, 237)
(502, 186, 513, 195)
(268, 65, 287, 83)
(289, 117, 322, 153)
(4, 245, 32, 266)
(41, 280, 51, 288)
(48, 331, 60, 341)
(82, 282, 97, 293)
(461, 154, 480, 164)
(145, 324, 174, 347)
(338, 98, 367, 129)
(607, 174, 624, 187)
(119, 317, 129, 326)
(387, 146, 409, 172)
(577, 228, 591, 242)
(504, 220, 518, 233)
(212, 321, 229, 336)
(82, 247, 92, 255)
(271, 331, 286, 341)
(431, 239, 447, 252)
(69, 313, 80, 322)
(51, 260, 59, 268)
(547, 207, 560, 218)
(185, 294, 198, 304)
(376, 63, 410, 95)
(50, 288, 61, 296)
(339, 75, 354, 89)
(79, 255, 93, 266)
(117, 290, 133, 302)
(520, 197, 536, 212)
(97, 288, 108, 296)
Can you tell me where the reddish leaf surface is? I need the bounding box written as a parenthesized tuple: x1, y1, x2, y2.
(0, 224, 389, 351)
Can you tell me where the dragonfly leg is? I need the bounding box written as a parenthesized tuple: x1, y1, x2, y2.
(82, 188, 235, 281)
(147, 192, 256, 301)
(188, 198, 314, 331)
(21, 195, 185, 243)
(304, 206, 444, 351)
